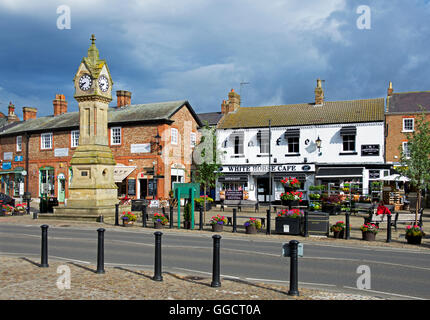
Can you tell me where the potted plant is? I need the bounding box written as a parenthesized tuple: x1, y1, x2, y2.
(195, 195, 213, 211)
(244, 218, 262, 234)
(2, 204, 14, 216)
(183, 201, 192, 229)
(405, 225, 425, 245)
(13, 204, 27, 216)
(330, 221, 346, 239)
(309, 202, 321, 211)
(322, 195, 342, 215)
(280, 191, 303, 207)
(360, 223, 379, 241)
(209, 214, 227, 232)
(121, 211, 137, 227)
(281, 177, 301, 191)
(275, 209, 303, 235)
(153, 213, 168, 229)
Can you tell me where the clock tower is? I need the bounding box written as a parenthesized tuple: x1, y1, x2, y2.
(54, 35, 118, 219)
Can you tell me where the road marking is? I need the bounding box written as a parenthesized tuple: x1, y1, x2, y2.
(343, 286, 426, 300)
(244, 277, 337, 287)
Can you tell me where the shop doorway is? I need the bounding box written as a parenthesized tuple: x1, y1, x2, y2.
(58, 176, 66, 202)
(140, 179, 148, 199)
(257, 177, 271, 203)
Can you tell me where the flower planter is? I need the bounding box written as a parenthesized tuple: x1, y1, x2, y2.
(154, 221, 164, 229)
(362, 231, 376, 241)
(123, 221, 134, 227)
(196, 202, 212, 212)
(275, 217, 302, 235)
(281, 200, 300, 208)
(245, 225, 258, 234)
(333, 230, 344, 239)
(211, 223, 223, 232)
(406, 235, 422, 245)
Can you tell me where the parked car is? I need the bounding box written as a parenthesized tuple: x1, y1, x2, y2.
(0, 192, 15, 207)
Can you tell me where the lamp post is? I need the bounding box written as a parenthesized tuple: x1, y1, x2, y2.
(316, 136, 322, 153)
(152, 130, 162, 200)
(152, 160, 156, 200)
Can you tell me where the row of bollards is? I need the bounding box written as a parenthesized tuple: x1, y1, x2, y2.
(37, 225, 231, 288)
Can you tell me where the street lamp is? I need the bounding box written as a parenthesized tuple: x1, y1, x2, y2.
(152, 160, 157, 200)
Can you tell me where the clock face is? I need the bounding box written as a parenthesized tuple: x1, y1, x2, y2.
(79, 74, 92, 91)
(98, 75, 109, 92)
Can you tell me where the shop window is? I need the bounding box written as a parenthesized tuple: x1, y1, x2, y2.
(39, 168, 55, 196)
(41, 133, 53, 150)
(221, 182, 248, 191)
(342, 135, 356, 152)
(287, 137, 299, 153)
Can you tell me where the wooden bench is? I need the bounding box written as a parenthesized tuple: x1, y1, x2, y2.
(353, 203, 375, 217)
(221, 200, 259, 212)
(364, 207, 423, 230)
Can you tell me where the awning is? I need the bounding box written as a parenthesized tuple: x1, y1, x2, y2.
(218, 175, 248, 182)
(114, 165, 136, 183)
(380, 174, 410, 182)
(340, 126, 357, 136)
(0, 167, 24, 175)
(316, 167, 363, 178)
(284, 129, 300, 138)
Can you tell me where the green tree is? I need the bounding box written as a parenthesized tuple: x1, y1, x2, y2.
(192, 122, 225, 222)
(397, 110, 430, 224)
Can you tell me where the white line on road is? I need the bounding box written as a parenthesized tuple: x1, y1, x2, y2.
(343, 286, 426, 300)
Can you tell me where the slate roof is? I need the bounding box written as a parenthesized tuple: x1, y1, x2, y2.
(197, 112, 224, 126)
(386, 92, 430, 113)
(0, 100, 203, 136)
(218, 98, 385, 129)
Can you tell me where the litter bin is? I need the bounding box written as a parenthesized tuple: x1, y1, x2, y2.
(307, 211, 329, 237)
(39, 195, 48, 213)
(47, 197, 58, 213)
(131, 199, 146, 212)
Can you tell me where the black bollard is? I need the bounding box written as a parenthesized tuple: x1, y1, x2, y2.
(40, 225, 49, 268)
(345, 212, 350, 240)
(211, 235, 222, 287)
(386, 214, 392, 243)
(266, 209, 271, 235)
(153, 231, 163, 281)
(142, 205, 147, 228)
(199, 206, 203, 230)
(287, 240, 299, 296)
(169, 206, 174, 229)
(26, 199, 31, 215)
(96, 228, 105, 274)
(115, 204, 119, 226)
(303, 210, 309, 237)
(232, 208, 237, 233)
(162, 207, 167, 220)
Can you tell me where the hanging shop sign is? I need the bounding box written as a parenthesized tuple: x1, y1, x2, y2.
(369, 170, 380, 179)
(361, 145, 380, 156)
(220, 164, 315, 173)
(14, 155, 23, 162)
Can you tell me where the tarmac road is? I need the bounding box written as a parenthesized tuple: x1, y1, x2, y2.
(1, 224, 429, 300)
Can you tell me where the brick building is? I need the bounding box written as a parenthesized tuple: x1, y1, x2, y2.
(385, 82, 430, 165)
(0, 92, 202, 203)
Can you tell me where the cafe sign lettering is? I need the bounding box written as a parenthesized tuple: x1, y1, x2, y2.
(221, 164, 315, 173)
(361, 145, 380, 156)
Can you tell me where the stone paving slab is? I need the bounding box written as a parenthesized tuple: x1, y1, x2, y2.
(0, 256, 384, 300)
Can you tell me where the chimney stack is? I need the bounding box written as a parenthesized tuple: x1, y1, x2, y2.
(315, 78, 324, 105)
(23, 107, 37, 121)
(387, 81, 393, 96)
(7, 102, 19, 123)
(53, 94, 67, 116)
(116, 90, 132, 107)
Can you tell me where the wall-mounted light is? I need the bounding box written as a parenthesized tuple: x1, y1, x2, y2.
(304, 157, 308, 163)
(315, 136, 322, 152)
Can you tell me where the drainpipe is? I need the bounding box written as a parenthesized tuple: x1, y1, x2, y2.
(25, 132, 30, 193)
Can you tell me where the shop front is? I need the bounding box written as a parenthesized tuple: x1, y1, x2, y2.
(216, 164, 315, 203)
(114, 164, 137, 198)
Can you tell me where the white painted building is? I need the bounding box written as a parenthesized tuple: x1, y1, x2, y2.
(215, 81, 390, 203)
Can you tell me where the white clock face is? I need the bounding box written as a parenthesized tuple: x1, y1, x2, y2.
(98, 75, 109, 92)
(79, 74, 92, 91)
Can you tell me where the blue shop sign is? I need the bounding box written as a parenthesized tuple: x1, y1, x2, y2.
(15, 155, 23, 162)
(2, 162, 12, 170)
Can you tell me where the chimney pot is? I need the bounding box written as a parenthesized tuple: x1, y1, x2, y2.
(23, 107, 37, 121)
(315, 78, 324, 105)
(116, 90, 132, 107)
(387, 81, 394, 96)
(53, 94, 67, 116)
